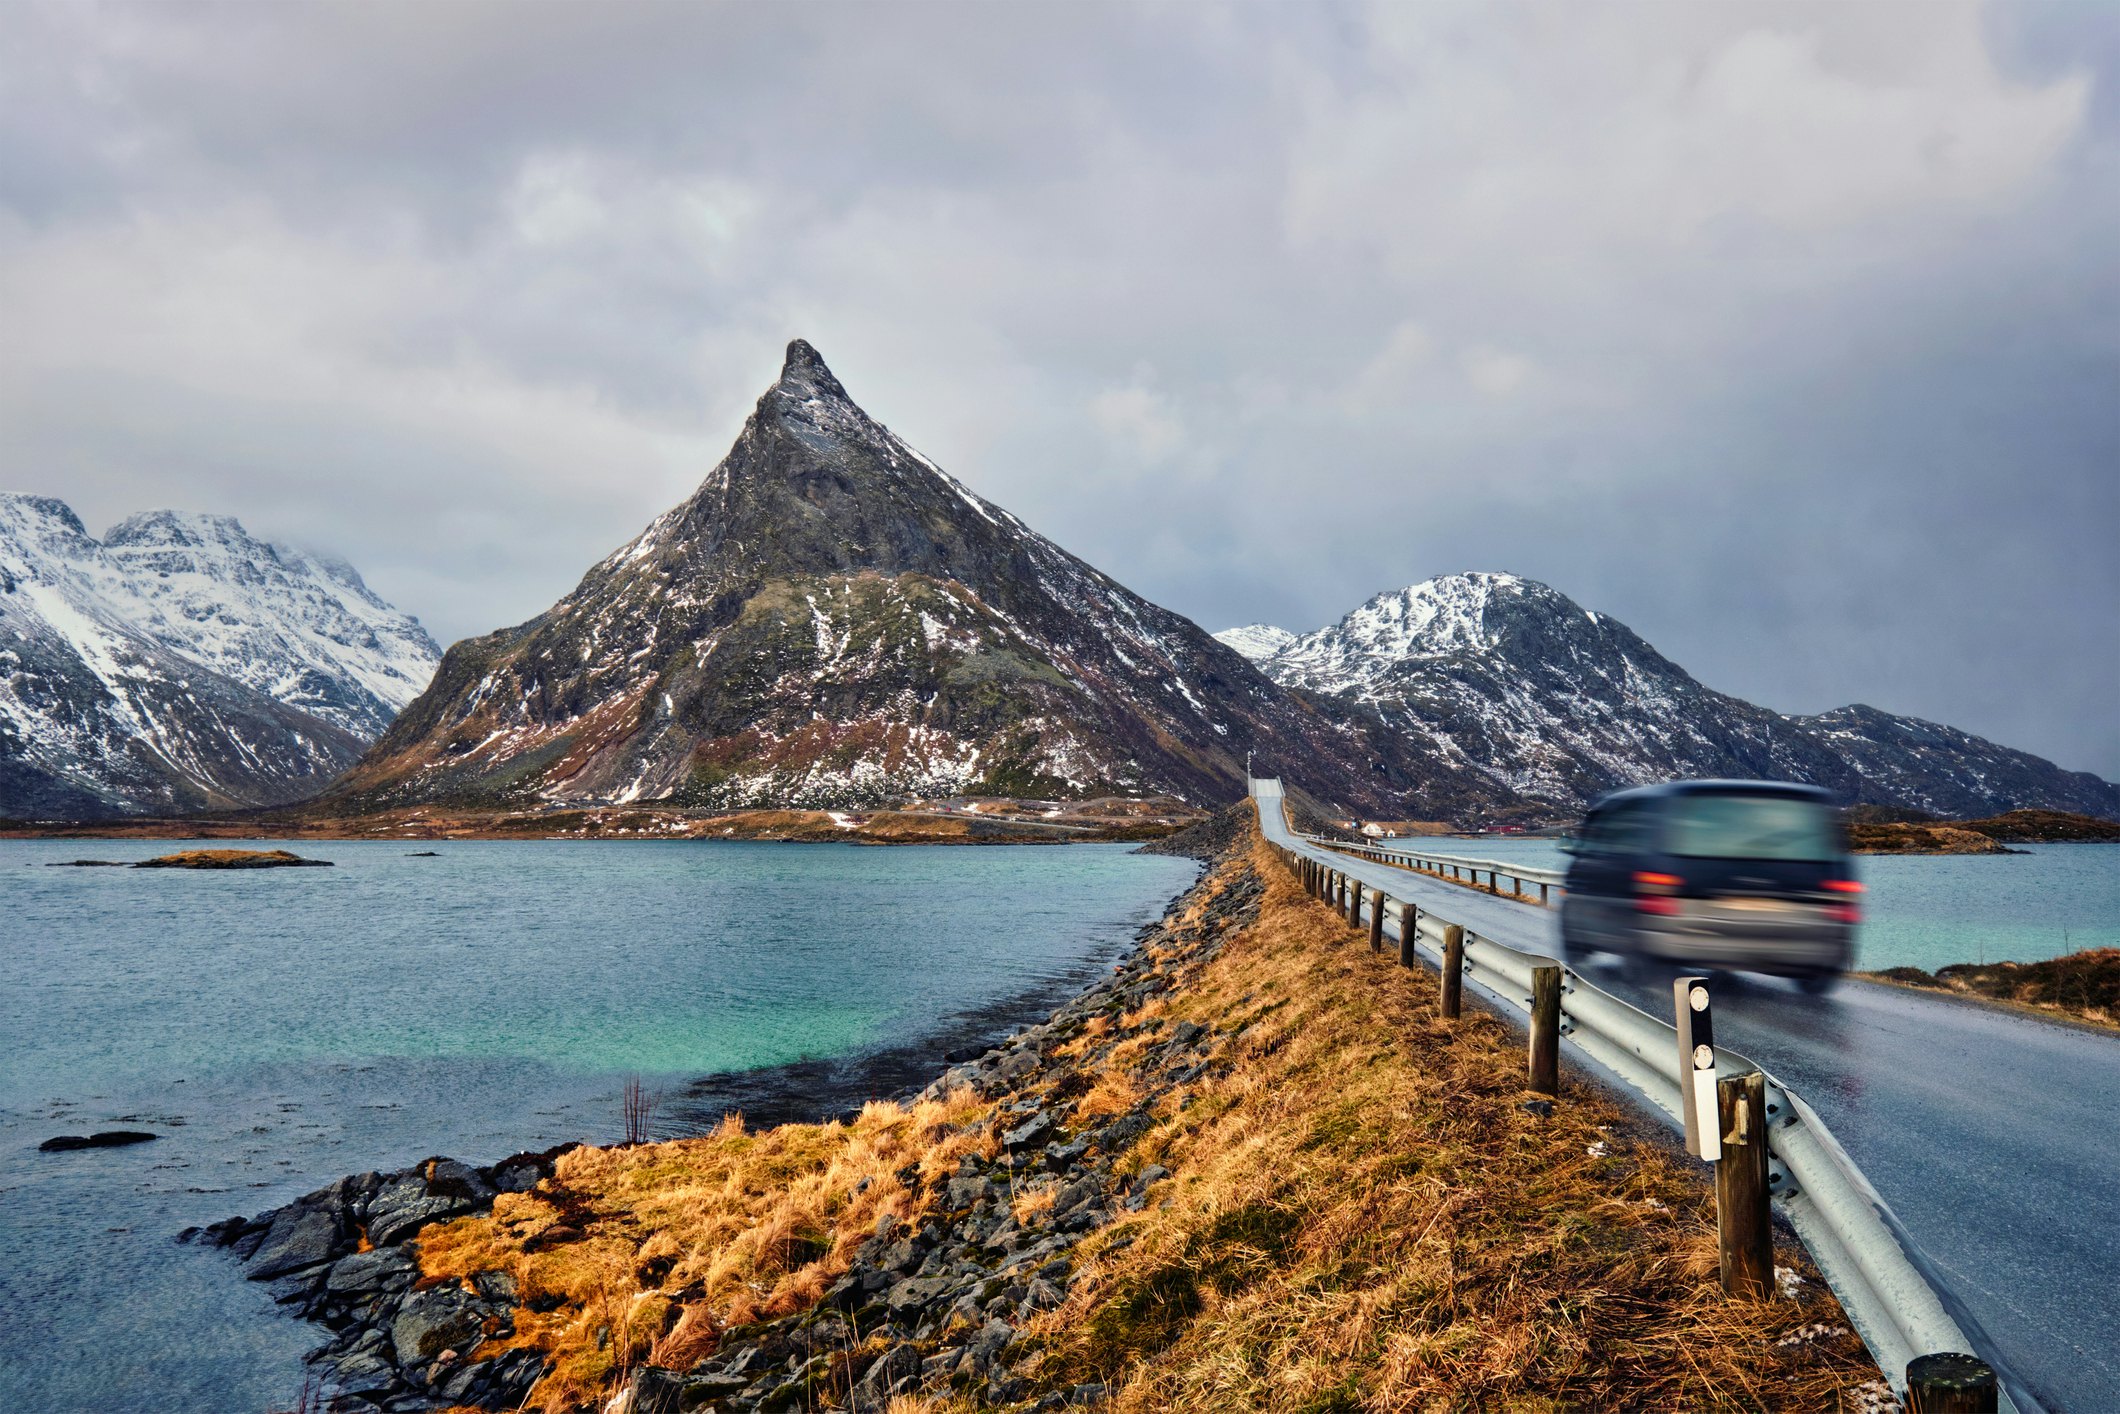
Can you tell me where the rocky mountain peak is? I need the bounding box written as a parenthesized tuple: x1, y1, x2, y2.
(774, 337, 851, 402)
(342, 344, 1466, 817)
(103, 508, 251, 549)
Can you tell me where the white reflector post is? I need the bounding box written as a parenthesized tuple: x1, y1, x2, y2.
(1674, 976, 1719, 1161)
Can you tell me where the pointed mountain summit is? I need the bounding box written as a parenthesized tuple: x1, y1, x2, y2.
(339, 342, 1471, 814)
(1247, 572, 2120, 819)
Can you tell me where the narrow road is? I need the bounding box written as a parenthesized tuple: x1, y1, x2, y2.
(1255, 782, 2119, 1414)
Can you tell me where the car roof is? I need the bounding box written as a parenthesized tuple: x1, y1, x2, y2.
(1586, 779, 1837, 812)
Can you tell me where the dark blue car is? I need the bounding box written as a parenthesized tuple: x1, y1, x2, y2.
(1558, 780, 1860, 991)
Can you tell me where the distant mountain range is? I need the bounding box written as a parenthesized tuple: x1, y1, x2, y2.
(1217, 573, 2120, 820)
(327, 341, 1463, 817)
(7, 346, 2112, 827)
(0, 495, 439, 818)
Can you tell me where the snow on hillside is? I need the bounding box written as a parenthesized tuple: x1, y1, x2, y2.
(0, 493, 440, 816)
(1212, 624, 1297, 663)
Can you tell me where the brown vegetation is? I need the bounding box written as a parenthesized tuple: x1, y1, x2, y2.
(1869, 948, 2120, 1031)
(1008, 835, 1879, 1411)
(407, 818, 1880, 1411)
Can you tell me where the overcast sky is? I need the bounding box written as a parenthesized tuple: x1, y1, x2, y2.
(4, 0, 2115, 776)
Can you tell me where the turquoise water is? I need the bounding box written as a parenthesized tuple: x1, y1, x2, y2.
(1418, 838, 2120, 970)
(0, 839, 1196, 1414)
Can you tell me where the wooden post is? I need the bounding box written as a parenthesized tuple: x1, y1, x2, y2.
(1715, 1071, 1772, 1300)
(1905, 1353, 1998, 1413)
(1368, 893, 1386, 951)
(1397, 904, 1417, 968)
(1347, 879, 1363, 929)
(1529, 964, 1561, 1096)
(1539, 882, 1550, 906)
(1440, 924, 1464, 1018)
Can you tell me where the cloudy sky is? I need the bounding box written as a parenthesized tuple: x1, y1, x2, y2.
(4, 0, 2115, 776)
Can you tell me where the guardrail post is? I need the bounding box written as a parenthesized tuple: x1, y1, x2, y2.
(1529, 964, 1561, 1096)
(1715, 1071, 1772, 1299)
(1905, 1353, 1999, 1412)
(1397, 904, 1416, 968)
(1368, 893, 1386, 951)
(1441, 924, 1464, 1017)
(1347, 879, 1362, 928)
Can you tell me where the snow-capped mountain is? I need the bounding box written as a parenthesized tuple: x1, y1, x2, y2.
(0, 494, 440, 818)
(1231, 573, 2120, 819)
(1213, 624, 1297, 663)
(336, 341, 1479, 816)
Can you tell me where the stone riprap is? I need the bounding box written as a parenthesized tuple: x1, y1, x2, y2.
(188, 1150, 571, 1410)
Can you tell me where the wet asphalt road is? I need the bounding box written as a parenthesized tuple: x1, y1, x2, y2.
(1255, 783, 2119, 1413)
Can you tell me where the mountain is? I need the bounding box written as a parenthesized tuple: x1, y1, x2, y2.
(334, 341, 1482, 817)
(1213, 624, 1298, 662)
(0, 495, 441, 818)
(1227, 572, 2120, 820)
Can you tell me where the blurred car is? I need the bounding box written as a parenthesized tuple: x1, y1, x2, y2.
(1557, 780, 1859, 991)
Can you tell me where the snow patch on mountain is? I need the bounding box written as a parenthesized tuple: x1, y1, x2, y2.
(1212, 624, 1297, 662)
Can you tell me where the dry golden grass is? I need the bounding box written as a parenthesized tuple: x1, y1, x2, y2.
(415, 1093, 994, 1410)
(410, 818, 1881, 1413)
(1019, 832, 1881, 1412)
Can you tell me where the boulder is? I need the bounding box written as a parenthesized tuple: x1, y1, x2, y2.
(248, 1206, 342, 1280)
(366, 1174, 478, 1248)
(325, 1245, 418, 1297)
(390, 1285, 487, 1367)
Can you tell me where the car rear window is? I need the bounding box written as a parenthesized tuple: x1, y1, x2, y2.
(1665, 794, 1838, 861)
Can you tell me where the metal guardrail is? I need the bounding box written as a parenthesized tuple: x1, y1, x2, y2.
(1259, 780, 2014, 1411)
(1298, 833, 1568, 904)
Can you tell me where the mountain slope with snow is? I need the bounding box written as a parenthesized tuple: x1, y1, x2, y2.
(1245, 573, 2120, 819)
(1212, 624, 1297, 663)
(0, 495, 440, 818)
(335, 341, 1485, 816)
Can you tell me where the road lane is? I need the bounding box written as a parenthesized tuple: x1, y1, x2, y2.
(1255, 781, 2118, 1413)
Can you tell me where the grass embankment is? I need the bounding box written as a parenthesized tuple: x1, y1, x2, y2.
(1869, 948, 2120, 1032)
(412, 820, 1880, 1411)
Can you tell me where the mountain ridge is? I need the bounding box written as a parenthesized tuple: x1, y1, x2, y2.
(1219, 573, 2120, 820)
(0, 494, 440, 818)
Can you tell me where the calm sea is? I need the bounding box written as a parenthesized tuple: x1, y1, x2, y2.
(1413, 838, 2120, 969)
(0, 839, 1197, 1414)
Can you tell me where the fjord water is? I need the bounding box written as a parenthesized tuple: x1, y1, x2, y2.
(1412, 838, 2120, 970)
(0, 839, 1197, 1414)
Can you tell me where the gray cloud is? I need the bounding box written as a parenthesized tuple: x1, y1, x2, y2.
(3, 0, 2114, 774)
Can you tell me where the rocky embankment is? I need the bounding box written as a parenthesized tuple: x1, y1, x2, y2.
(213, 849, 1256, 1412)
(186, 1150, 575, 1409)
(624, 872, 1259, 1414)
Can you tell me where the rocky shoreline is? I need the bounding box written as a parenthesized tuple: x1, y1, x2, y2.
(207, 834, 1252, 1412)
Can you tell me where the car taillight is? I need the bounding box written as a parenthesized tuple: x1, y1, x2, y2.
(1824, 880, 1863, 894)
(1826, 903, 1861, 924)
(1635, 897, 1681, 916)
(1634, 872, 1682, 894)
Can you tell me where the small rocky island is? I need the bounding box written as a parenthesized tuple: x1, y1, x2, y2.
(1847, 807, 2120, 855)
(134, 848, 332, 869)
